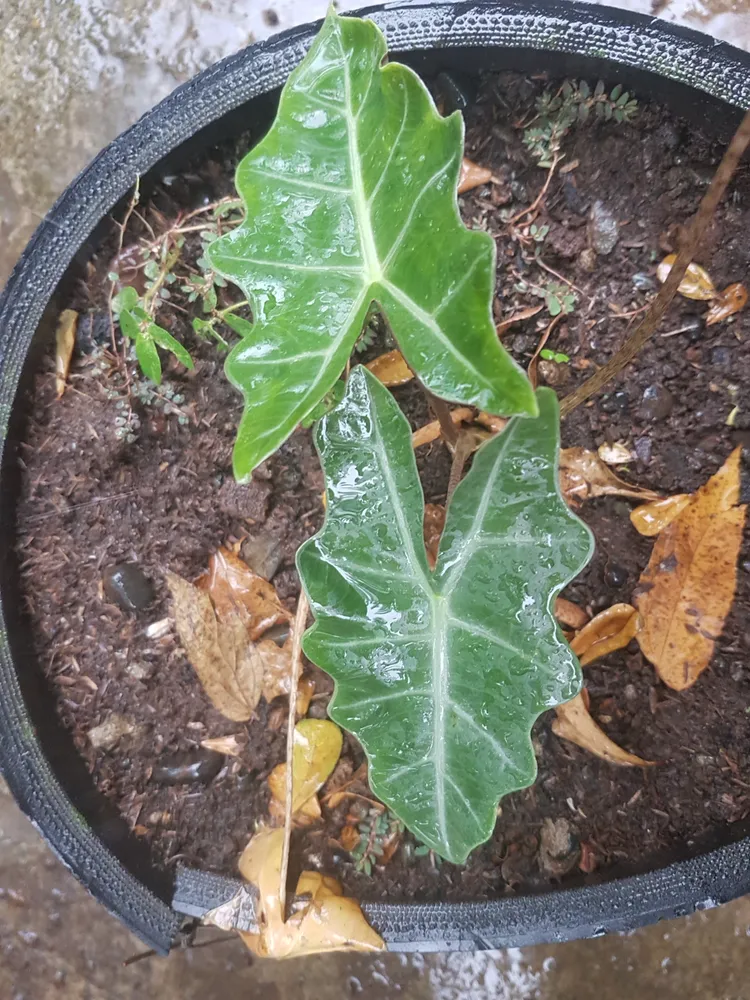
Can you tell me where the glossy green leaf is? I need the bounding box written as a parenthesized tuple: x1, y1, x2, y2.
(135, 330, 162, 385)
(208, 10, 536, 481)
(297, 369, 593, 862)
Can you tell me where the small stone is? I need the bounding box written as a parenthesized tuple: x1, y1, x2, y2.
(261, 8, 279, 26)
(538, 818, 579, 878)
(88, 714, 137, 751)
(634, 436, 652, 463)
(632, 272, 657, 292)
(537, 359, 570, 387)
(217, 478, 271, 521)
(562, 177, 589, 215)
(126, 662, 151, 681)
(511, 332, 537, 355)
(600, 390, 630, 415)
(577, 247, 597, 273)
(240, 532, 283, 580)
(639, 385, 674, 422)
(710, 346, 732, 367)
(144, 618, 171, 639)
(151, 749, 224, 786)
(102, 563, 155, 613)
(623, 683, 638, 702)
(731, 662, 744, 682)
(588, 201, 619, 256)
(604, 563, 628, 588)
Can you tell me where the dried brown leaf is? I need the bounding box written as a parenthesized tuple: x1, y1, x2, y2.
(365, 349, 413, 387)
(340, 824, 360, 852)
(553, 693, 654, 767)
(55, 309, 77, 399)
(197, 546, 291, 641)
(630, 494, 692, 537)
(238, 826, 384, 958)
(635, 447, 747, 690)
(411, 407, 473, 448)
(597, 441, 634, 465)
(554, 597, 590, 631)
(706, 282, 748, 325)
(167, 571, 262, 722)
(559, 448, 663, 506)
(458, 157, 493, 194)
(495, 304, 543, 337)
(657, 254, 717, 300)
(570, 603, 640, 667)
(423, 504, 446, 570)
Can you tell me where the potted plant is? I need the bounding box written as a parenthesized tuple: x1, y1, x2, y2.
(2, 1, 750, 956)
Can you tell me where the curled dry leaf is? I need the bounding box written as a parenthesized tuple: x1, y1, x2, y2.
(569, 603, 640, 667)
(238, 826, 384, 958)
(553, 694, 653, 767)
(635, 447, 747, 691)
(258, 638, 315, 716)
(196, 546, 291, 641)
(268, 719, 343, 825)
(365, 349, 414, 387)
(630, 494, 692, 537)
(340, 824, 361, 852)
(560, 448, 662, 506)
(55, 309, 78, 399)
(657, 254, 717, 300)
(553, 604, 652, 766)
(495, 304, 543, 337)
(201, 734, 244, 757)
(166, 571, 262, 722)
(554, 597, 590, 631)
(458, 157, 493, 194)
(324, 761, 369, 809)
(597, 441, 634, 465)
(411, 407, 473, 448)
(423, 503, 446, 570)
(706, 282, 748, 325)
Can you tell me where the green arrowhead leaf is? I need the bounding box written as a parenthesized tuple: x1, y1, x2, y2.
(297, 369, 593, 863)
(208, 10, 536, 481)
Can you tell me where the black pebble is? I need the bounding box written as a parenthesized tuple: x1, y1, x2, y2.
(102, 563, 155, 613)
(152, 749, 225, 786)
(639, 385, 674, 422)
(710, 345, 732, 367)
(604, 563, 628, 589)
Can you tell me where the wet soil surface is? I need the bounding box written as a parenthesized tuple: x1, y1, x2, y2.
(14, 71, 750, 902)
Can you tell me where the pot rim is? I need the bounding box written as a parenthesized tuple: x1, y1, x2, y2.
(1, 0, 749, 954)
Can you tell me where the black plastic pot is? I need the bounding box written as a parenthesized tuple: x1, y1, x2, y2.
(2, 0, 750, 957)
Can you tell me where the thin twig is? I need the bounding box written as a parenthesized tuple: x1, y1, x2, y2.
(535, 257, 586, 297)
(506, 154, 560, 227)
(560, 110, 750, 418)
(528, 314, 563, 389)
(423, 387, 459, 446)
(279, 590, 309, 919)
(446, 433, 473, 504)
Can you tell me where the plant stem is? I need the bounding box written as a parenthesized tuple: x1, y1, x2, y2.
(279, 590, 309, 919)
(216, 299, 250, 318)
(446, 432, 473, 504)
(507, 153, 560, 227)
(560, 109, 750, 418)
(423, 387, 459, 447)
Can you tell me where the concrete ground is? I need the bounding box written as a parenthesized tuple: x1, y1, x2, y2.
(3, 1, 750, 997)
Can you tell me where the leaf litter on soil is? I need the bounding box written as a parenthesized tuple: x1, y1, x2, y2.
(634, 447, 747, 691)
(268, 719, 343, 825)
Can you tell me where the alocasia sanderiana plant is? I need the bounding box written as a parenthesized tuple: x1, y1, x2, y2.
(190, 10, 594, 862)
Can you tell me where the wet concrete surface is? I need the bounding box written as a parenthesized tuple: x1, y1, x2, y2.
(4, 1, 750, 997)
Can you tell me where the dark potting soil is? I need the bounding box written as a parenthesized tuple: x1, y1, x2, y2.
(13, 71, 750, 904)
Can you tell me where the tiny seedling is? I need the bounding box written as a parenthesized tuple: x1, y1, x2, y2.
(539, 349, 570, 364)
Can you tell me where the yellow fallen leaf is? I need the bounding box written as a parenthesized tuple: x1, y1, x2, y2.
(423, 503, 446, 570)
(411, 407, 473, 448)
(197, 546, 291, 641)
(657, 254, 717, 300)
(635, 447, 747, 690)
(238, 826, 384, 958)
(630, 494, 692, 537)
(553, 694, 654, 767)
(706, 282, 748, 325)
(560, 448, 662, 506)
(166, 571, 262, 722)
(365, 349, 413, 387)
(554, 597, 590, 631)
(458, 157, 493, 194)
(570, 604, 640, 667)
(55, 309, 78, 399)
(268, 719, 343, 825)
